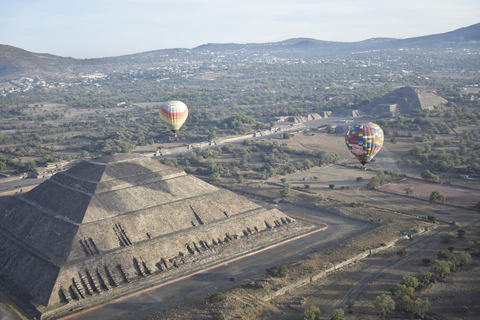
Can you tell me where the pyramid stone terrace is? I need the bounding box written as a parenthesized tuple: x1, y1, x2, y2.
(0, 154, 314, 319)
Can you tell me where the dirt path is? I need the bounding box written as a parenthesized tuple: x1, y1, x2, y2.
(326, 239, 439, 319)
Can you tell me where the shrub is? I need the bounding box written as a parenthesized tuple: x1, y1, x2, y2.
(437, 250, 450, 260)
(330, 308, 346, 320)
(352, 201, 365, 208)
(469, 239, 480, 255)
(421, 258, 431, 266)
(213, 312, 225, 320)
(417, 270, 436, 289)
(346, 300, 355, 314)
(266, 264, 288, 278)
(429, 191, 446, 204)
(209, 172, 221, 181)
(356, 177, 364, 182)
(401, 275, 419, 289)
(209, 292, 226, 303)
(475, 201, 480, 212)
(329, 184, 335, 189)
(456, 252, 472, 267)
(413, 297, 431, 318)
(391, 284, 415, 300)
(405, 187, 413, 196)
(421, 170, 440, 182)
(302, 306, 322, 320)
(397, 249, 408, 257)
(440, 232, 456, 244)
(372, 294, 395, 317)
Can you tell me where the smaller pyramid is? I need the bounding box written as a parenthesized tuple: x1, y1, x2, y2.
(0, 154, 309, 319)
(361, 86, 447, 116)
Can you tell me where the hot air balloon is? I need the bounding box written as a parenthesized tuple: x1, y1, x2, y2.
(345, 122, 384, 165)
(159, 100, 188, 134)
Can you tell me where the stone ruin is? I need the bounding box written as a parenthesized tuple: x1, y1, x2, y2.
(361, 86, 447, 117)
(0, 154, 312, 319)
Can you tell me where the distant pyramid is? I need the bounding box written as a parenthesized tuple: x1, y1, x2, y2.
(361, 86, 447, 117)
(0, 154, 307, 319)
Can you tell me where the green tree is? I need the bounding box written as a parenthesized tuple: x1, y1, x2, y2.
(398, 295, 415, 312)
(401, 275, 419, 289)
(209, 172, 221, 181)
(24, 160, 36, 171)
(432, 260, 451, 278)
(392, 284, 415, 300)
(429, 191, 446, 204)
(427, 215, 438, 223)
(413, 298, 431, 319)
(372, 294, 395, 318)
(469, 240, 480, 255)
(281, 182, 292, 198)
(440, 232, 456, 244)
(367, 176, 381, 189)
(302, 306, 322, 320)
(457, 229, 466, 240)
(330, 308, 345, 320)
(421, 170, 439, 182)
(456, 252, 472, 267)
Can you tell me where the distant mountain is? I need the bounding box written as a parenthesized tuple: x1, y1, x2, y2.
(397, 23, 480, 45)
(193, 23, 480, 51)
(1, 23, 479, 81)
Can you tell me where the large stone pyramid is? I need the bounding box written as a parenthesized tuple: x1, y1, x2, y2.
(0, 154, 307, 319)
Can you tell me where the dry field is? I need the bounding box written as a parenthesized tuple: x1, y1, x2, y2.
(145, 177, 480, 320)
(378, 178, 480, 207)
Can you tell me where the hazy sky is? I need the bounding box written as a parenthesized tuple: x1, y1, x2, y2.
(1, 0, 479, 59)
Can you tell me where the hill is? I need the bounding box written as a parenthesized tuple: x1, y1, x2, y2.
(0, 44, 78, 80)
(0, 23, 479, 81)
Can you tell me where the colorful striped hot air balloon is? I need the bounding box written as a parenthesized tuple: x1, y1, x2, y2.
(159, 100, 188, 134)
(345, 122, 384, 165)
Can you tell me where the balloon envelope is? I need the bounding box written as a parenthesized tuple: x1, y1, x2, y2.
(345, 122, 384, 165)
(159, 101, 188, 133)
